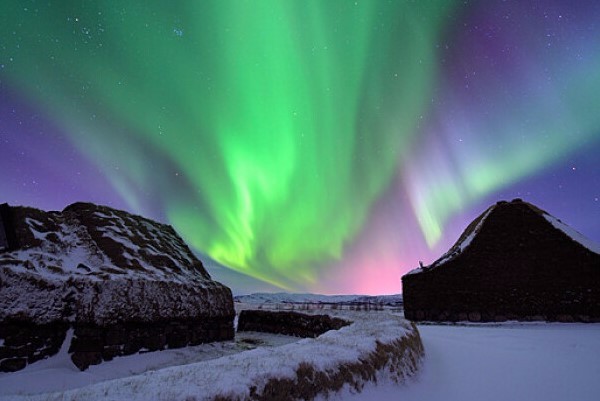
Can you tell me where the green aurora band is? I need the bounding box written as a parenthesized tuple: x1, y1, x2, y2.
(1, 1, 457, 288)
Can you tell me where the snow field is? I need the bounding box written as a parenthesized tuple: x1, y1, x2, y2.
(331, 322, 600, 401)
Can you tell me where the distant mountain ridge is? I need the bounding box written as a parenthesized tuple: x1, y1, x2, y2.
(235, 292, 403, 306)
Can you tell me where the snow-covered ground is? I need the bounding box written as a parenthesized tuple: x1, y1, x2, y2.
(0, 310, 417, 401)
(332, 322, 600, 401)
(0, 331, 299, 396)
(2, 313, 598, 401)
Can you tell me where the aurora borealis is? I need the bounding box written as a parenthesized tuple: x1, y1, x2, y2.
(1, 1, 599, 294)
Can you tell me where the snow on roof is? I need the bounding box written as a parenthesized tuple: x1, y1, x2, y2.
(543, 213, 600, 255)
(405, 267, 423, 275)
(1, 203, 231, 324)
(1, 204, 212, 285)
(405, 200, 600, 277)
(406, 206, 495, 275)
(435, 207, 494, 266)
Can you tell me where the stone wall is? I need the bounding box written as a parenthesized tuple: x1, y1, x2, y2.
(237, 310, 350, 338)
(0, 318, 234, 372)
(0, 203, 17, 252)
(70, 317, 234, 370)
(404, 257, 600, 323)
(0, 209, 7, 251)
(232, 327, 423, 401)
(0, 321, 68, 372)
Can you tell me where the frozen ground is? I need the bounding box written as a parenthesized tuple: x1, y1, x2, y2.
(1, 315, 598, 401)
(332, 322, 600, 401)
(0, 331, 299, 396)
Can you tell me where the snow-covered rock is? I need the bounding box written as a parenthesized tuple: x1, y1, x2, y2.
(0, 202, 234, 372)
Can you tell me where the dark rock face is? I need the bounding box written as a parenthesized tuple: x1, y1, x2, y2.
(0, 321, 68, 372)
(0, 203, 18, 252)
(402, 199, 600, 323)
(0, 202, 235, 371)
(69, 317, 234, 370)
(237, 310, 350, 338)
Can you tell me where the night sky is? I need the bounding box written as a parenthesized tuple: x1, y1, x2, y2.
(1, 1, 599, 295)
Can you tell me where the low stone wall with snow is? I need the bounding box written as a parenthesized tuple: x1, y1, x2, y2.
(237, 310, 350, 338)
(11, 311, 424, 401)
(0, 317, 234, 372)
(70, 318, 234, 370)
(232, 326, 423, 401)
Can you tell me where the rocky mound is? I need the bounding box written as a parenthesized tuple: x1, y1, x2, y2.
(402, 199, 600, 322)
(0, 202, 234, 371)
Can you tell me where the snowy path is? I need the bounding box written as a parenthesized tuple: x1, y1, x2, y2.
(337, 323, 600, 401)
